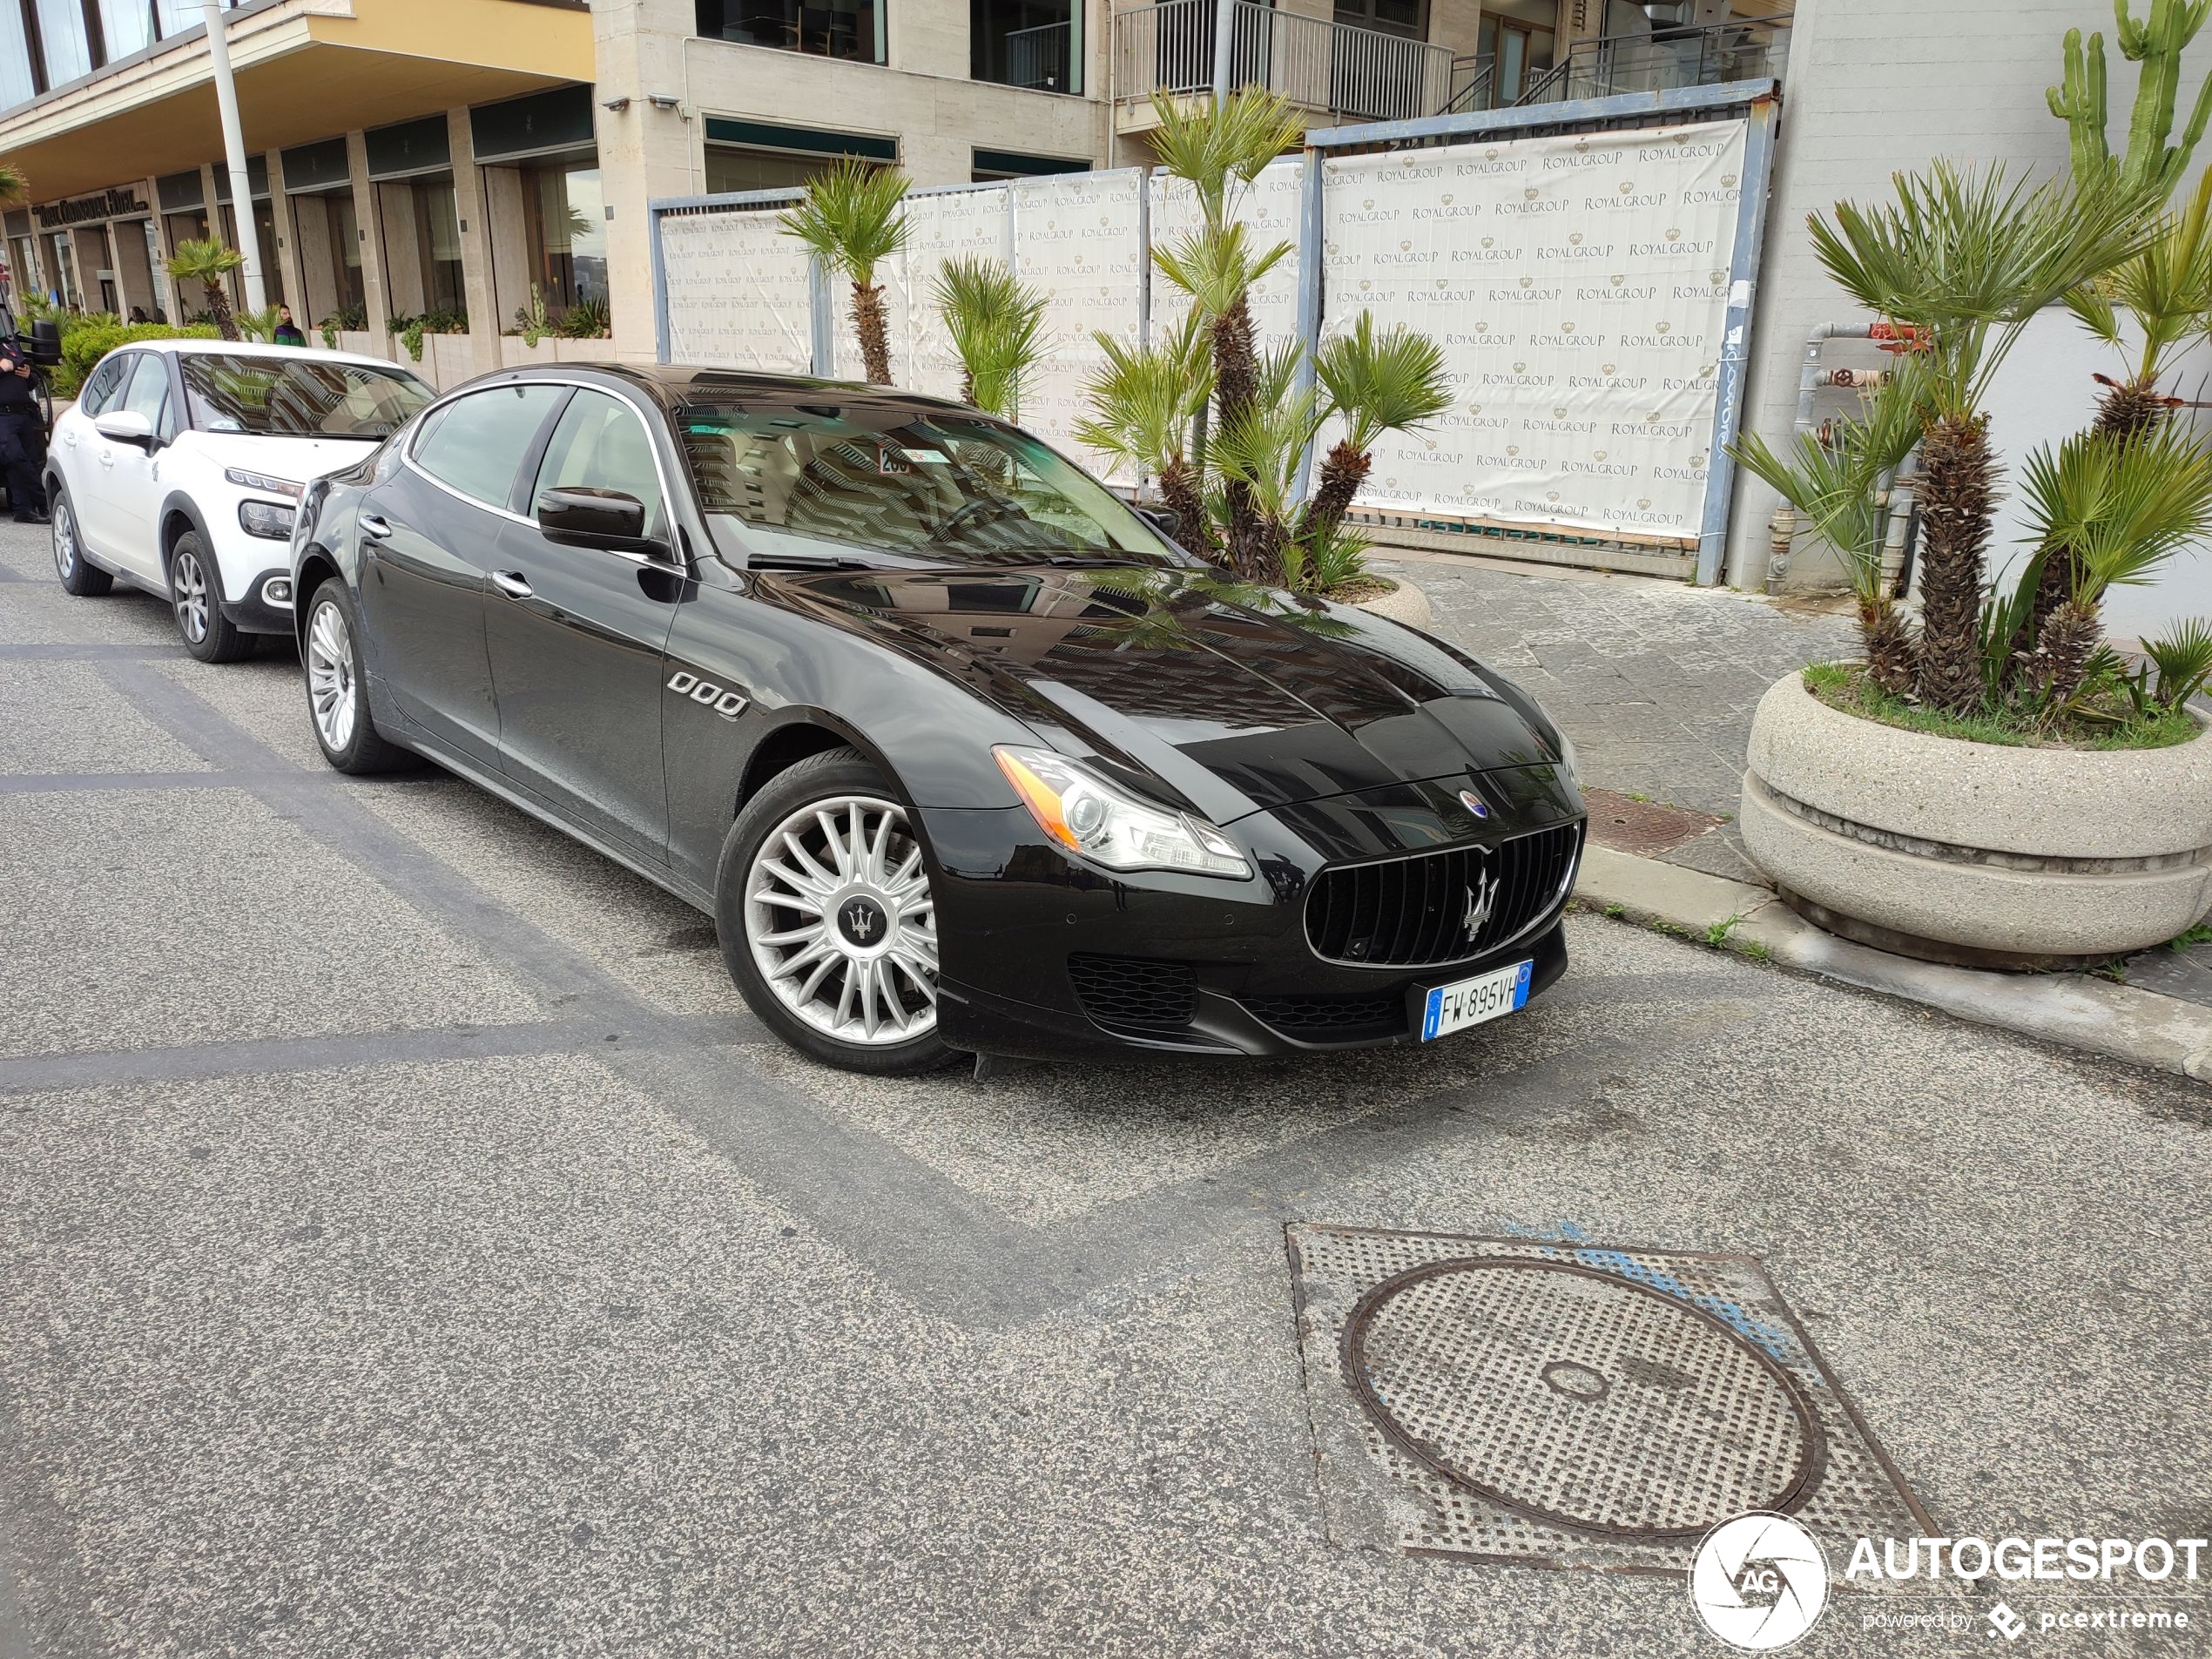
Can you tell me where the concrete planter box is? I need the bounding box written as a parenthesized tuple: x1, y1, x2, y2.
(1740, 671, 2212, 968)
(1350, 575, 1433, 631)
(553, 338, 614, 364)
(424, 333, 475, 388)
(500, 336, 559, 368)
(336, 331, 388, 361)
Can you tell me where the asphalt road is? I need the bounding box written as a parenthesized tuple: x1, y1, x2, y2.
(0, 520, 2206, 1658)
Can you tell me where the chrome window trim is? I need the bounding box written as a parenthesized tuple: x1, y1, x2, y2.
(400, 374, 688, 572)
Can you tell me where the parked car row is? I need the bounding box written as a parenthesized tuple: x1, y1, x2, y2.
(44, 342, 1588, 1074)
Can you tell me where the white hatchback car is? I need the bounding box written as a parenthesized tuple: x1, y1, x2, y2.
(46, 341, 435, 661)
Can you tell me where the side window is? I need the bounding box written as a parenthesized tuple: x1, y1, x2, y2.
(118, 353, 171, 431)
(530, 388, 665, 533)
(410, 384, 564, 509)
(78, 353, 132, 418)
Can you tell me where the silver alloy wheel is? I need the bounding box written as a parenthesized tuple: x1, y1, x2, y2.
(172, 546, 210, 643)
(51, 500, 76, 580)
(306, 597, 358, 753)
(745, 793, 939, 1046)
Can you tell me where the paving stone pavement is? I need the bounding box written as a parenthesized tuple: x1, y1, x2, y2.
(1390, 550, 2212, 1007)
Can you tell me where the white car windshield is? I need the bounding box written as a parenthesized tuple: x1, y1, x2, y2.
(678, 402, 1177, 568)
(181, 355, 433, 440)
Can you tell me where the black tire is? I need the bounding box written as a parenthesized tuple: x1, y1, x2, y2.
(300, 578, 414, 774)
(50, 488, 111, 597)
(717, 747, 961, 1076)
(168, 529, 254, 663)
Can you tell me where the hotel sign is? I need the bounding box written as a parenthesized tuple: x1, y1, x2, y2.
(35, 187, 150, 228)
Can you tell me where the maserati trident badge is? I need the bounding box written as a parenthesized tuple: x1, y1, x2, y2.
(1458, 786, 1491, 819)
(1462, 869, 1498, 941)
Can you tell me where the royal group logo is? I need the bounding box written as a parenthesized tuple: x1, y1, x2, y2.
(1689, 1514, 1831, 1651)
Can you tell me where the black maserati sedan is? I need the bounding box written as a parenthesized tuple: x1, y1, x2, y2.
(289, 365, 1586, 1075)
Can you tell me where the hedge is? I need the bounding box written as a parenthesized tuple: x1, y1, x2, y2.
(54, 320, 222, 397)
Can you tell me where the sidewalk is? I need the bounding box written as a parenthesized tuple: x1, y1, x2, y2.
(1379, 546, 2212, 1054)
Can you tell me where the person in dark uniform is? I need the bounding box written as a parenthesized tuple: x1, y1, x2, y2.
(0, 340, 47, 524)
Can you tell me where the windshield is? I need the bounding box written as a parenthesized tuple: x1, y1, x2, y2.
(677, 402, 1178, 568)
(181, 355, 434, 440)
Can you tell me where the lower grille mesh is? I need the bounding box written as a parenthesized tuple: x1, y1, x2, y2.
(1244, 990, 1408, 1043)
(1304, 821, 1582, 968)
(1068, 954, 1197, 1030)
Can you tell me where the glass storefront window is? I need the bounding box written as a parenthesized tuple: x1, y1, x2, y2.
(10, 236, 42, 302)
(702, 145, 843, 194)
(411, 176, 465, 314)
(49, 233, 79, 306)
(143, 219, 170, 320)
(696, 0, 884, 64)
(523, 161, 607, 314)
(252, 198, 284, 306)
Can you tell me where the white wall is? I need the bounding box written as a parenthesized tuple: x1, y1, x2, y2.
(1981, 307, 2212, 645)
(1727, 0, 2136, 587)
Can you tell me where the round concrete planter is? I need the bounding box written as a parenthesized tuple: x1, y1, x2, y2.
(1740, 672, 2212, 968)
(1349, 575, 1433, 631)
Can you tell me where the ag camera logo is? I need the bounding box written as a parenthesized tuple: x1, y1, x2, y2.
(1689, 1513, 1829, 1650)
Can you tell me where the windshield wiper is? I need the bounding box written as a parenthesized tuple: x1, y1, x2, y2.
(745, 551, 878, 571)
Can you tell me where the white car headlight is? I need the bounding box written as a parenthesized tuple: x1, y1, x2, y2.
(225, 467, 303, 499)
(994, 745, 1251, 880)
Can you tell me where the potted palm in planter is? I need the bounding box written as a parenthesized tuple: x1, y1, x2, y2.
(1733, 159, 2212, 968)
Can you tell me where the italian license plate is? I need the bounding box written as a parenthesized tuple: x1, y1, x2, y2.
(1419, 959, 1534, 1041)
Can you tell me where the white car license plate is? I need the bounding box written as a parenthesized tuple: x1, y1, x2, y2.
(1420, 959, 1534, 1041)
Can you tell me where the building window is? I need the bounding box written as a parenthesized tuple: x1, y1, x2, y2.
(96, 0, 155, 60)
(140, 219, 168, 320)
(523, 161, 607, 314)
(48, 232, 79, 306)
(701, 119, 896, 194)
(377, 173, 464, 318)
(972, 0, 1079, 91)
(1, 0, 37, 109)
(1474, 13, 1554, 105)
(216, 202, 284, 307)
(291, 189, 366, 326)
(31, 0, 94, 86)
(10, 235, 42, 300)
(971, 148, 1088, 181)
(696, 0, 884, 64)
(1334, 0, 1423, 37)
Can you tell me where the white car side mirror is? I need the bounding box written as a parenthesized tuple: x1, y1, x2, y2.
(93, 409, 156, 448)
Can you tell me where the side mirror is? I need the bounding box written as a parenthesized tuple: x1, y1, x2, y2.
(94, 409, 156, 449)
(28, 320, 61, 366)
(536, 485, 653, 550)
(1138, 506, 1183, 543)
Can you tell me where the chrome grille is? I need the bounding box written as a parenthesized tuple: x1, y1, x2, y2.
(1303, 821, 1581, 968)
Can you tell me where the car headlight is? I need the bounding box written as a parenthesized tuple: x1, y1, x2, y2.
(994, 745, 1251, 879)
(225, 467, 303, 499)
(238, 499, 297, 540)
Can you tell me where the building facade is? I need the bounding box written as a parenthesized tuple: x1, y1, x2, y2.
(1, 0, 1731, 370)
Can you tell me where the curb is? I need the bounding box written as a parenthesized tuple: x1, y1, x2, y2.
(1572, 844, 2212, 1083)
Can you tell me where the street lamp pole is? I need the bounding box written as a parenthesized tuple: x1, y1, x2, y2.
(202, 0, 266, 314)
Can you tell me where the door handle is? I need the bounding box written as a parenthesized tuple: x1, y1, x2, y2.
(358, 511, 392, 541)
(489, 570, 532, 600)
(97, 448, 115, 469)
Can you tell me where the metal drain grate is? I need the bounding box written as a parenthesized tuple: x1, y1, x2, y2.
(1287, 1225, 1935, 1576)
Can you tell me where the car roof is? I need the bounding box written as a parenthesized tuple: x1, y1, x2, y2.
(136, 338, 429, 378)
(490, 361, 979, 418)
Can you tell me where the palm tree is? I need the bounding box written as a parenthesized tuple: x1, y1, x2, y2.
(1072, 310, 1215, 556)
(167, 238, 246, 341)
(1731, 359, 1928, 696)
(2016, 420, 2212, 707)
(0, 163, 25, 206)
(1304, 314, 1453, 550)
(931, 256, 1047, 419)
(1809, 161, 2157, 711)
(1147, 88, 1303, 577)
(779, 158, 910, 385)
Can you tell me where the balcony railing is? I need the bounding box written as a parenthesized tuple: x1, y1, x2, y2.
(1444, 13, 1790, 114)
(1005, 19, 1075, 91)
(1113, 0, 1452, 125)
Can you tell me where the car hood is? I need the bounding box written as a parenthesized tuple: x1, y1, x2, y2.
(751, 563, 1567, 819)
(191, 433, 383, 482)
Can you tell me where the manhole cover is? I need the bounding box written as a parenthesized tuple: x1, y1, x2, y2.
(1581, 787, 1725, 857)
(1345, 1257, 1824, 1537)
(1287, 1226, 1936, 1576)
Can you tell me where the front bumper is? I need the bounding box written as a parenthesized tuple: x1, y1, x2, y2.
(921, 768, 1583, 1062)
(219, 565, 297, 636)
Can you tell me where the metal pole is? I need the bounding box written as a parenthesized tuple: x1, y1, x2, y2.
(1696, 91, 1777, 588)
(1290, 140, 1325, 502)
(202, 0, 266, 314)
(1211, 0, 1238, 100)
